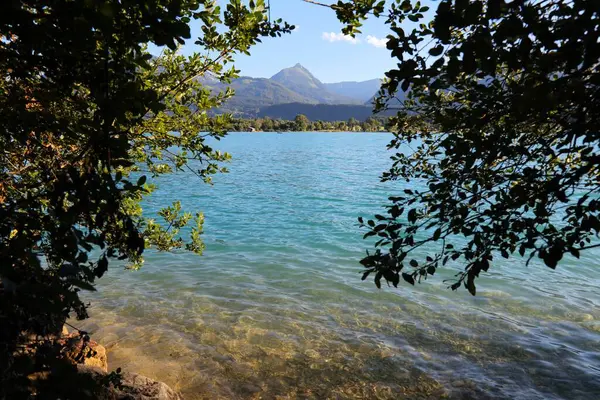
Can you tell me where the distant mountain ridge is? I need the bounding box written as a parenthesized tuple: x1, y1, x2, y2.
(200, 75, 317, 114)
(324, 79, 381, 103)
(202, 63, 384, 120)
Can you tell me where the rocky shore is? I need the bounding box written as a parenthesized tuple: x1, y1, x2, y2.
(61, 326, 182, 400)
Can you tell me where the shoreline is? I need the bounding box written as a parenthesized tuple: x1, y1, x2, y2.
(227, 130, 392, 133)
(61, 325, 182, 399)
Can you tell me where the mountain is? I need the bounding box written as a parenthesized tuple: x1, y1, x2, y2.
(324, 79, 381, 103)
(198, 63, 385, 119)
(364, 87, 408, 107)
(225, 77, 316, 112)
(270, 64, 361, 105)
(224, 77, 318, 114)
(198, 74, 317, 116)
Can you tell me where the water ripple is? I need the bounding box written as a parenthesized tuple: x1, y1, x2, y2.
(80, 133, 600, 400)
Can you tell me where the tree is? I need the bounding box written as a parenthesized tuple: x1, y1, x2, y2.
(252, 117, 265, 131)
(322, 121, 335, 131)
(329, 0, 600, 294)
(0, 0, 291, 396)
(347, 117, 360, 131)
(363, 116, 382, 132)
(262, 117, 274, 131)
(294, 113, 311, 131)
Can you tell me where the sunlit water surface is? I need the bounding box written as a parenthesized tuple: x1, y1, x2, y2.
(79, 132, 600, 399)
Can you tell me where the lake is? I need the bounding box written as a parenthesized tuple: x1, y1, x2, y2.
(80, 132, 600, 399)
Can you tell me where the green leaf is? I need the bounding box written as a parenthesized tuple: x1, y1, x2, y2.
(466, 274, 476, 296)
(428, 45, 444, 56)
(402, 273, 415, 285)
(569, 248, 580, 259)
(95, 255, 108, 278)
(407, 208, 417, 223)
(361, 269, 373, 280)
(374, 271, 383, 288)
(392, 273, 400, 287)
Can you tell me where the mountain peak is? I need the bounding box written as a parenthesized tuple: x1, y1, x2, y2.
(267, 64, 364, 105)
(271, 63, 324, 91)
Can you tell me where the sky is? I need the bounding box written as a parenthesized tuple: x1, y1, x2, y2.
(169, 0, 437, 84)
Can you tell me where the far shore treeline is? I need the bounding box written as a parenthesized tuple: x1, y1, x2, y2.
(228, 114, 390, 132)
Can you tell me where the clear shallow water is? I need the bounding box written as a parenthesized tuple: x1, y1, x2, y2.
(80, 132, 600, 399)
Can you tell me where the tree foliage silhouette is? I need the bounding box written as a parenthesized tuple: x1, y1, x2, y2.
(0, 0, 291, 396)
(328, 0, 600, 294)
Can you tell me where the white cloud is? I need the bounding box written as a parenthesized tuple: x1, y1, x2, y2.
(366, 35, 387, 48)
(322, 32, 360, 44)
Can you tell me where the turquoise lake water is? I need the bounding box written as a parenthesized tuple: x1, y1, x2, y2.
(80, 132, 600, 399)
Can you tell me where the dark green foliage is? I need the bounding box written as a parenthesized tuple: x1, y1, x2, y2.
(333, 1, 600, 294)
(294, 114, 311, 131)
(257, 102, 395, 121)
(0, 0, 291, 396)
(228, 115, 389, 132)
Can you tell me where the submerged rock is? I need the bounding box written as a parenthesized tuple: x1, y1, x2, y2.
(116, 371, 182, 400)
(78, 365, 182, 400)
(85, 342, 108, 371)
(60, 325, 180, 399)
(240, 383, 262, 395)
(60, 331, 108, 372)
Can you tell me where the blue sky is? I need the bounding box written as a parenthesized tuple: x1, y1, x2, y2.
(172, 0, 437, 83)
(229, 0, 396, 83)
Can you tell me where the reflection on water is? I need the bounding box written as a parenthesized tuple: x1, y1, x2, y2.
(79, 133, 600, 399)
